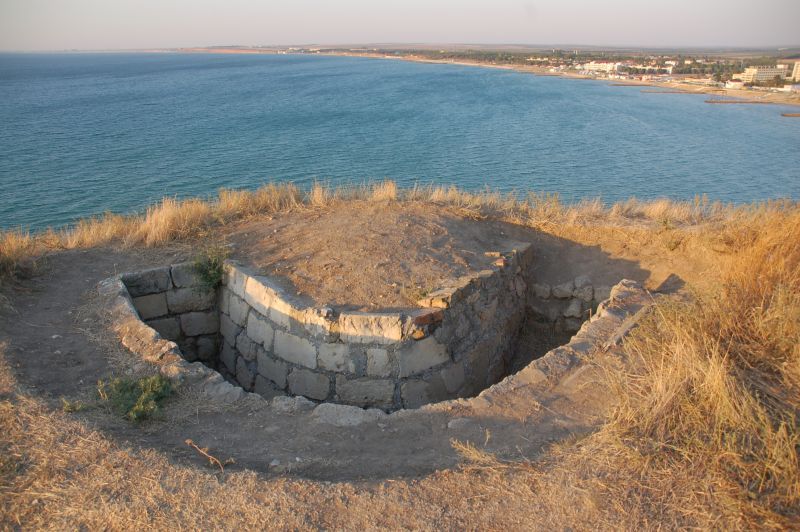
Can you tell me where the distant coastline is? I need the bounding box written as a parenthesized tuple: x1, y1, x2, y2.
(176, 47, 800, 108)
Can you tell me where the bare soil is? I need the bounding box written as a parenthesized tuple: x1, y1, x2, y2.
(225, 201, 537, 310)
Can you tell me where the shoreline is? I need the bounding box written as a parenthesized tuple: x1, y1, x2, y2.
(177, 47, 800, 108)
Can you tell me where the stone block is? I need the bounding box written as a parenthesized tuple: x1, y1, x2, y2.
(533, 283, 551, 299)
(339, 313, 403, 344)
(440, 362, 466, 394)
(335, 376, 394, 408)
(133, 293, 168, 320)
(312, 403, 387, 427)
(196, 336, 217, 362)
(246, 312, 274, 348)
(254, 375, 281, 399)
(236, 357, 255, 391)
(225, 263, 250, 298)
(564, 318, 583, 332)
(123, 266, 172, 297)
(166, 287, 215, 314)
(145, 317, 180, 341)
(180, 311, 219, 337)
(401, 375, 449, 409)
(228, 293, 250, 327)
(398, 336, 450, 377)
(219, 287, 230, 315)
(574, 275, 592, 289)
(220, 342, 238, 374)
(366, 347, 392, 377)
(242, 275, 275, 318)
(170, 262, 201, 288)
(219, 313, 240, 345)
(178, 337, 198, 362)
(257, 348, 288, 389)
(287, 368, 329, 400)
(564, 298, 583, 318)
(235, 331, 258, 361)
(594, 285, 612, 302)
(269, 298, 293, 329)
(274, 331, 317, 369)
(552, 280, 575, 299)
(318, 343, 350, 372)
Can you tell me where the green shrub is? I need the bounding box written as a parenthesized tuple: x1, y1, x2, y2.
(193, 245, 228, 290)
(97, 375, 173, 422)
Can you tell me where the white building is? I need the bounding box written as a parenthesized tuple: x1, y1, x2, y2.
(793, 62, 800, 82)
(740, 66, 790, 83)
(580, 61, 621, 73)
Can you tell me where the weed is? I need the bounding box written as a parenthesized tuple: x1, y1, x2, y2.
(194, 245, 229, 290)
(60, 398, 86, 413)
(96, 374, 173, 422)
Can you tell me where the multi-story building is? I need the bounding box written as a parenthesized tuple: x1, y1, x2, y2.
(580, 61, 620, 73)
(793, 62, 800, 82)
(740, 65, 790, 83)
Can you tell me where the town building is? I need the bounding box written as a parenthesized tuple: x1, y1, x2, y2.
(580, 61, 621, 73)
(740, 66, 790, 83)
(793, 62, 800, 82)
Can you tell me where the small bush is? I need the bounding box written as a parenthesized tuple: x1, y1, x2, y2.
(96, 375, 173, 422)
(194, 245, 229, 290)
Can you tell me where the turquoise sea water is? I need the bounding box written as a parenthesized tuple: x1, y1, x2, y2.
(1, 52, 798, 231)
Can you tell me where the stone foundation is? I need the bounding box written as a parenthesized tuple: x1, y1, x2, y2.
(115, 241, 620, 411)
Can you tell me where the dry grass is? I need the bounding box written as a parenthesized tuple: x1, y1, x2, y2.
(0, 184, 799, 528)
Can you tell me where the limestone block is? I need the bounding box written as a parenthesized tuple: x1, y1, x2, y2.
(219, 313, 240, 346)
(242, 275, 275, 318)
(236, 357, 255, 391)
(253, 375, 282, 400)
(219, 287, 230, 315)
(123, 266, 172, 297)
(236, 331, 258, 361)
(335, 376, 394, 408)
(271, 395, 316, 414)
(196, 336, 217, 362)
(312, 403, 387, 427)
(228, 293, 250, 327)
(574, 285, 594, 303)
(533, 283, 551, 299)
(287, 368, 329, 400)
(145, 317, 180, 341)
(257, 348, 288, 389)
(398, 336, 450, 377)
(366, 347, 392, 377)
(133, 293, 168, 320)
(220, 342, 238, 374)
(274, 331, 317, 369)
(246, 312, 274, 348)
(401, 375, 449, 409)
(166, 287, 215, 314)
(318, 343, 350, 372)
(178, 337, 198, 362)
(564, 318, 583, 332)
(594, 285, 612, 302)
(339, 313, 403, 344)
(180, 311, 219, 337)
(170, 262, 201, 288)
(552, 280, 575, 299)
(440, 362, 466, 394)
(268, 297, 293, 329)
(564, 298, 583, 318)
(225, 263, 250, 298)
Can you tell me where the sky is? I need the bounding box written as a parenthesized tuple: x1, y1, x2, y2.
(1, 0, 798, 51)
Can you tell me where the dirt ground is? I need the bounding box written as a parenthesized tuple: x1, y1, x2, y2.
(0, 203, 724, 526)
(225, 201, 538, 310)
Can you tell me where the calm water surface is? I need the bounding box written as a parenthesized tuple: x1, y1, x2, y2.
(1, 53, 798, 230)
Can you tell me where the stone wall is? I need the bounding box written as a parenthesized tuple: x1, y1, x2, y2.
(122, 264, 220, 364)
(218, 243, 534, 409)
(529, 276, 612, 332)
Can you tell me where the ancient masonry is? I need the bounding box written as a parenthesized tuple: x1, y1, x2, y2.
(111, 243, 616, 410)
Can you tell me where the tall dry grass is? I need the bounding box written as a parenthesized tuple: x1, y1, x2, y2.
(521, 208, 800, 528)
(1, 180, 797, 284)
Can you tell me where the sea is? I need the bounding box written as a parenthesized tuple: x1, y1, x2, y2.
(1, 52, 798, 231)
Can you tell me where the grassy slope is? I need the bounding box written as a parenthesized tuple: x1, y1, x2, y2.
(1, 182, 798, 528)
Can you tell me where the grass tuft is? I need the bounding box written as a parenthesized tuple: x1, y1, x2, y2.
(96, 375, 173, 422)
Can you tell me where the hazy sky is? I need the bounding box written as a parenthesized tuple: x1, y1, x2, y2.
(1, 0, 798, 51)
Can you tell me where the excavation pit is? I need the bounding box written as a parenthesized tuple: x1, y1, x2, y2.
(113, 240, 613, 411)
